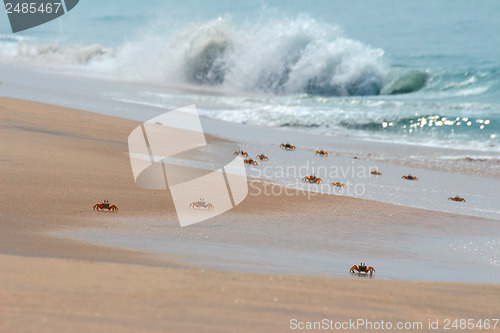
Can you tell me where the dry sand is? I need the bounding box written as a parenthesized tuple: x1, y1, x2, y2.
(1, 97, 499, 332)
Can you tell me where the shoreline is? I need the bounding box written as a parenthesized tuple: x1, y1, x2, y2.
(1, 62, 500, 219)
(1, 61, 499, 179)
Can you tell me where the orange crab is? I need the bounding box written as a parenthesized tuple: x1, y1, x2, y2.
(315, 150, 328, 157)
(93, 200, 118, 212)
(256, 154, 268, 161)
(244, 158, 259, 165)
(448, 196, 466, 202)
(189, 199, 214, 210)
(234, 149, 248, 157)
(331, 182, 345, 188)
(302, 175, 323, 183)
(402, 174, 419, 181)
(350, 263, 375, 276)
(280, 143, 296, 151)
(370, 170, 382, 176)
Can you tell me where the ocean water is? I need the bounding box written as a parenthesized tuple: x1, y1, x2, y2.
(1, 0, 499, 151)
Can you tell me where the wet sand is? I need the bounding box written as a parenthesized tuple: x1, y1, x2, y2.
(1, 98, 499, 332)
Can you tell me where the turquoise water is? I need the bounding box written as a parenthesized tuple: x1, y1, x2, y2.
(1, 0, 499, 151)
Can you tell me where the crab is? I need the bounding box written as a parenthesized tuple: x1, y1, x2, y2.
(448, 196, 466, 202)
(370, 170, 382, 176)
(331, 182, 345, 188)
(244, 158, 259, 165)
(234, 149, 248, 157)
(93, 200, 118, 212)
(315, 150, 328, 157)
(302, 175, 323, 184)
(402, 174, 419, 181)
(350, 263, 376, 276)
(256, 154, 268, 161)
(189, 199, 214, 210)
(280, 143, 296, 151)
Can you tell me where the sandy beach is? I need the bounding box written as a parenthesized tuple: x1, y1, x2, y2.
(1, 97, 499, 332)
(2, 1, 500, 330)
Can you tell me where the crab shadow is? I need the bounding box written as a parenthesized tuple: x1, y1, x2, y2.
(350, 272, 374, 279)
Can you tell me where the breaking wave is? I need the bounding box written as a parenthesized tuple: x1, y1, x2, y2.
(0, 16, 429, 96)
(2, 16, 498, 100)
(167, 17, 426, 96)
